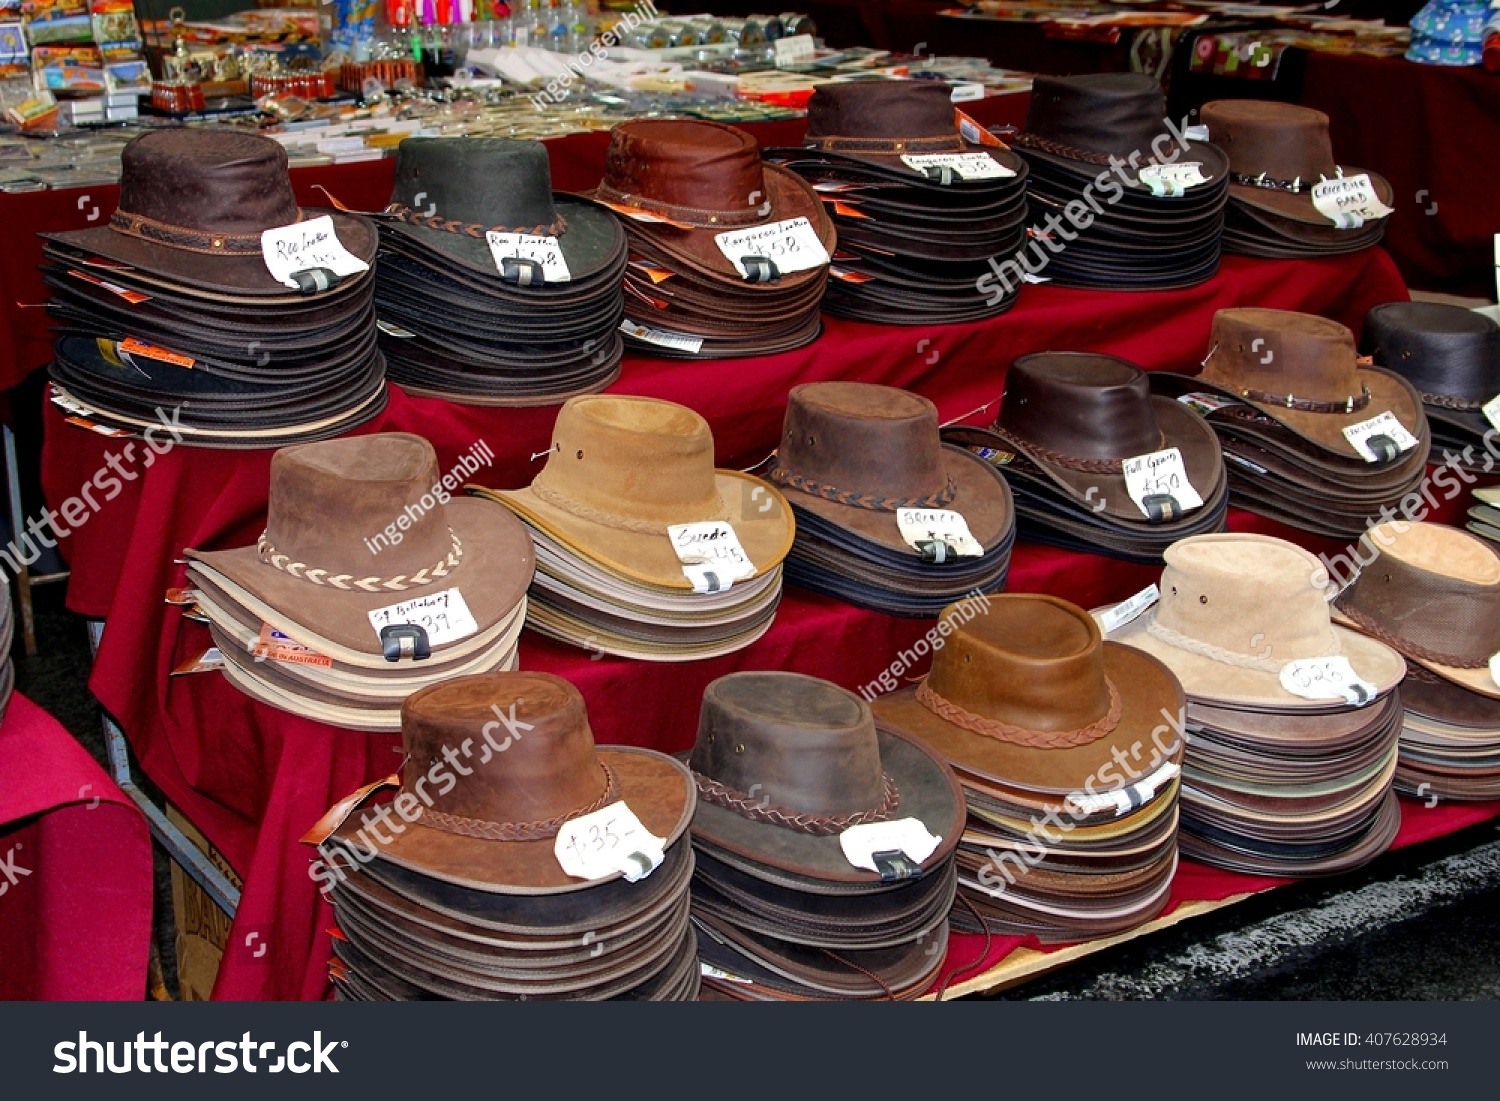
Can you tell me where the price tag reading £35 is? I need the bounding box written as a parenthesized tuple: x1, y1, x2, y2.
(1341, 411, 1419, 463)
(1311, 173, 1395, 230)
(554, 801, 665, 883)
(1121, 448, 1204, 518)
(896, 508, 984, 558)
(366, 588, 479, 647)
(667, 521, 757, 593)
(485, 231, 571, 283)
(261, 215, 370, 290)
(1279, 656, 1378, 707)
(714, 217, 829, 280)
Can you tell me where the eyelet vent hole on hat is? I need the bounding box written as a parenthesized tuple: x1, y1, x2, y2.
(576, 450, 583, 460)
(1200, 595, 1208, 604)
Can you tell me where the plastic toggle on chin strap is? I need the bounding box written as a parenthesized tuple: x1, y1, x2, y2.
(1140, 494, 1183, 525)
(380, 624, 431, 662)
(922, 165, 965, 186)
(739, 256, 781, 284)
(498, 257, 546, 287)
(872, 850, 920, 883)
(916, 539, 958, 564)
(289, 267, 342, 294)
(1363, 434, 1400, 464)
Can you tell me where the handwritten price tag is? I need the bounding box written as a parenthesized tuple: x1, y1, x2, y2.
(713, 217, 829, 280)
(667, 521, 757, 593)
(1491, 652, 1499, 689)
(1483, 394, 1500, 434)
(899, 151, 1015, 180)
(366, 587, 479, 647)
(1121, 448, 1204, 518)
(485, 231, 571, 283)
(839, 818, 941, 874)
(1311, 173, 1394, 229)
(554, 801, 665, 882)
(261, 215, 369, 290)
(1342, 411, 1419, 463)
(1279, 656, 1378, 706)
(896, 508, 984, 558)
(1138, 162, 1209, 197)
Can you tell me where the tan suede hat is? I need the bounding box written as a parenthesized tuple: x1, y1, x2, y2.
(1333, 521, 1500, 700)
(1105, 533, 1405, 710)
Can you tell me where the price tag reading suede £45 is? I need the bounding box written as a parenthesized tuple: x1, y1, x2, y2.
(714, 217, 829, 280)
(896, 508, 984, 558)
(667, 521, 757, 593)
(1121, 448, 1204, 517)
(261, 215, 369, 290)
(555, 802, 665, 883)
(367, 588, 479, 647)
(899, 151, 1015, 181)
(1279, 656, 1378, 707)
(1137, 162, 1209, 198)
(1311, 173, 1395, 230)
(1342, 411, 1419, 462)
(485, 231, 571, 283)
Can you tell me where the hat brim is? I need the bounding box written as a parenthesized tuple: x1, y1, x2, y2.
(1018, 138, 1230, 195)
(1229, 166, 1394, 227)
(870, 643, 1186, 796)
(1328, 608, 1500, 701)
(776, 142, 1029, 186)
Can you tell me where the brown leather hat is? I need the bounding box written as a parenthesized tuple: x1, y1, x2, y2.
(1202, 100, 1393, 228)
(1194, 308, 1428, 460)
(686, 671, 964, 884)
(871, 593, 1186, 795)
(44, 129, 376, 298)
(767, 382, 1012, 554)
(328, 671, 695, 893)
(590, 118, 834, 287)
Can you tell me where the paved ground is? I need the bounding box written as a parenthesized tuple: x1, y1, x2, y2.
(16, 582, 1500, 1001)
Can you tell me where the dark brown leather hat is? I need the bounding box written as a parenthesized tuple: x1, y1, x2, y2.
(1202, 100, 1393, 228)
(1361, 301, 1500, 440)
(767, 382, 1012, 554)
(44, 129, 376, 297)
(686, 671, 964, 884)
(329, 671, 695, 894)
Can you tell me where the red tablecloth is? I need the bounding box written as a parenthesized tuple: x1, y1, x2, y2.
(0, 693, 152, 1000)
(1299, 51, 1500, 300)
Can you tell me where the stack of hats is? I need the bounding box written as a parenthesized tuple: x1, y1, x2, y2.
(1361, 301, 1500, 476)
(766, 382, 1014, 617)
(944, 352, 1228, 562)
(1407, 0, 1491, 65)
(588, 119, 834, 359)
(471, 395, 793, 660)
(1153, 309, 1431, 539)
(42, 129, 386, 448)
(872, 594, 1185, 943)
(1201, 101, 1393, 259)
(0, 575, 12, 724)
(765, 79, 1029, 324)
(185, 434, 534, 732)
(372, 137, 627, 406)
(1331, 521, 1500, 802)
(1103, 533, 1407, 876)
(686, 673, 964, 1000)
(1470, 487, 1500, 545)
(316, 672, 701, 1001)
(1008, 73, 1229, 291)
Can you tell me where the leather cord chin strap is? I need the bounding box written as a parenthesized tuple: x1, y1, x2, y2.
(417, 762, 619, 841)
(691, 770, 900, 836)
(384, 202, 567, 239)
(915, 678, 1123, 748)
(766, 464, 957, 512)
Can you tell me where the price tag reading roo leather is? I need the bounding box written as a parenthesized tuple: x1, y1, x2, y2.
(485, 231, 571, 282)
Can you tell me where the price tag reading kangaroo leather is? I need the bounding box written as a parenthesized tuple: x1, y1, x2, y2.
(1279, 656, 1378, 706)
(667, 521, 757, 593)
(1483, 394, 1500, 434)
(261, 214, 369, 290)
(485, 231, 571, 283)
(367, 587, 478, 647)
(898, 151, 1015, 180)
(714, 217, 829, 280)
(896, 508, 984, 560)
(1096, 584, 1160, 635)
(1122, 448, 1204, 519)
(1311, 173, 1394, 229)
(839, 818, 941, 874)
(1137, 162, 1209, 197)
(1341, 411, 1418, 462)
(554, 801, 665, 883)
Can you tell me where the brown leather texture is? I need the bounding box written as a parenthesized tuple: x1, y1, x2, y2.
(1000, 352, 1164, 463)
(805, 79, 964, 145)
(779, 382, 950, 502)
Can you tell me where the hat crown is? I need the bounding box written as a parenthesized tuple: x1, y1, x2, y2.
(1024, 73, 1171, 158)
(115, 129, 299, 236)
(1201, 100, 1337, 184)
(690, 672, 886, 816)
(1204, 308, 1363, 403)
(532, 395, 724, 525)
(400, 672, 608, 824)
(263, 434, 458, 580)
(389, 137, 559, 231)
(1155, 535, 1338, 663)
(928, 595, 1114, 732)
(779, 382, 948, 500)
(1361, 301, 1500, 403)
(602, 119, 768, 216)
(805, 79, 958, 141)
(999, 352, 1164, 461)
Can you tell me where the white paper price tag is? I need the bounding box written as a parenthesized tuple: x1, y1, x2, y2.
(714, 216, 829, 280)
(1096, 584, 1160, 635)
(667, 521, 757, 592)
(1122, 448, 1204, 517)
(619, 318, 703, 355)
(839, 817, 941, 874)
(1279, 656, 1378, 706)
(701, 962, 753, 984)
(554, 801, 665, 883)
(1312, 173, 1394, 229)
(1138, 162, 1209, 197)
(1341, 411, 1419, 462)
(260, 215, 369, 290)
(1490, 652, 1500, 689)
(896, 508, 984, 558)
(773, 33, 816, 64)
(485, 231, 571, 283)
(367, 587, 479, 647)
(948, 82, 984, 103)
(1483, 394, 1500, 434)
(899, 151, 1015, 180)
